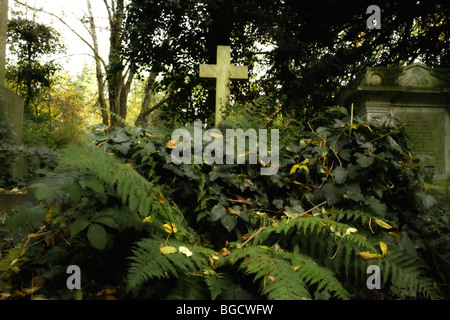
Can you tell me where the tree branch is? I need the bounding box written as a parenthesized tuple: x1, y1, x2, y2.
(14, 0, 107, 70)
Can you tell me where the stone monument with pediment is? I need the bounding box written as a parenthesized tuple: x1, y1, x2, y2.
(338, 63, 450, 179)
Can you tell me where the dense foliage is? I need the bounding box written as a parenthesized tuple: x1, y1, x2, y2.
(124, 0, 450, 123)
(1, 104, 448, 300)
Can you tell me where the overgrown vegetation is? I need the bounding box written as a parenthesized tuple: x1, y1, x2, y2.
(1, 103, 448, 300)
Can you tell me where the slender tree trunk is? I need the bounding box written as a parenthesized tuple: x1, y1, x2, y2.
(87, 0, 108, 126)
(135, 72, 157, 126)
(106, 0, 128, 127)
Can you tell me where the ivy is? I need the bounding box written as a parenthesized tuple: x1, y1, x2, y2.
(1, 102, 448, 300)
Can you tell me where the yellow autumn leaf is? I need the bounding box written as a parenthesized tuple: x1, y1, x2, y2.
(156, 192, 166, 204)
(290, 159, 310, 175)
(358, 251, 380, 259)
(374, 218, 393, 229)
(44, 208, 53, 224)
(160, 245, 178, 255)
(380, 241, 388, 257)
(207, 131, 224, 138)
(142, 216, 153, 224)
(389, 231, 400, 239)
(344, 227, 358, 237)
(166, 140, 178, 149)
(179, 246, 193, 257)
(162, 222, 178, 234)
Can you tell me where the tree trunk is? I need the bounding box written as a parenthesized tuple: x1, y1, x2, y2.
(106, 0, 128, 128)
(87, 0, 108, 126)
(135, 72, 157, 126)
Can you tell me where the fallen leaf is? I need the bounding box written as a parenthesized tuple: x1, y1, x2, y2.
(389, 231, 400, 239)
(156, 192, 166, 204)
(44, 235, 55, 247)
(166, 140, 178, 149)
(358, 251, 380, 259)
(373, 218, 393, 229)
(207, 132, 223, 138)
(218, 247, 230, 257)
(160, 245, 178, 255)
(142, 216, 153, 224)
(380, 241, 388, 257)
(179, 246, 193, 257)
(162, 223, 177, 234)
(344, 227, 358, 237)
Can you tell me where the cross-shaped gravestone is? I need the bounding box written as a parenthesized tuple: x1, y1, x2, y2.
(199, 45, 248, 126)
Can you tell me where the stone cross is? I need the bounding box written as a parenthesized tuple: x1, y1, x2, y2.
(0, 0, 8, 85)
(199, 45, 248, 126)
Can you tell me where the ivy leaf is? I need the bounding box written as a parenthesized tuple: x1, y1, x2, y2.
(220, 214, 238, 233)
(87, 223, 108, 250)
(355, 153, 374, 168)
(210, 205, 226, 222)
(365, 197, 386, 216)
(345, 182, 364, 202)
(322, 183, 345, 205)
(333, 167, 347, 184)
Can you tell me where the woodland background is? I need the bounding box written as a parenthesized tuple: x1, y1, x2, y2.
(0, 0, 449, 300)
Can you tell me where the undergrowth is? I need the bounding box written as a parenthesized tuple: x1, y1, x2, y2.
(1, 100, 448, 300)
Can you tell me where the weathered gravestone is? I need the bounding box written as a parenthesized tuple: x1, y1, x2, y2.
(0, 0, 26, 178)
(200, 45, 248, 126)
(338, 63, 450, 179)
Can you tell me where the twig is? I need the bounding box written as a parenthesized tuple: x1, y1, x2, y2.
(238, 221, 267, 249)
(296, 200, 327, 219)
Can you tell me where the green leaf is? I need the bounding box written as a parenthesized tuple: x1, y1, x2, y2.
(355, 153, 374, 168)
(65, 181, 82, 203)
(92, 215, 119, 229)
(210, 204, 226, 222)
(81, 176, 105, 194)
(322, 183, 345, 205)
(345, 182, 365, 202)
(333, 167, 347, 184)
(35, 187, 56, 201)
(220, 214, 238, 233)
(365, 197, 386, 216)
(70, 218, 91, 236)
(87, 223, 108, 250)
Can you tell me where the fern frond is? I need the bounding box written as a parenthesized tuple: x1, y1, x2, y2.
(126, 238, 216, 294)
(381, 240, 439, 299)
(221, 246, 350, 300)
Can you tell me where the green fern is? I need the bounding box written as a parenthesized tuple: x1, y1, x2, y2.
(60, 145, 154, 217)
(249, 214, 439, 299)
(126, 237, 216, 295)
(60, 145, 190, 237)
(220, 245, 350, 300)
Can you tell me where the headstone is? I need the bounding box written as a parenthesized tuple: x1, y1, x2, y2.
(200, 45, 248, 126)
(338, 63, 450, 179)
(0, 0, 7, 85)
(0, 0, 26, 178)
